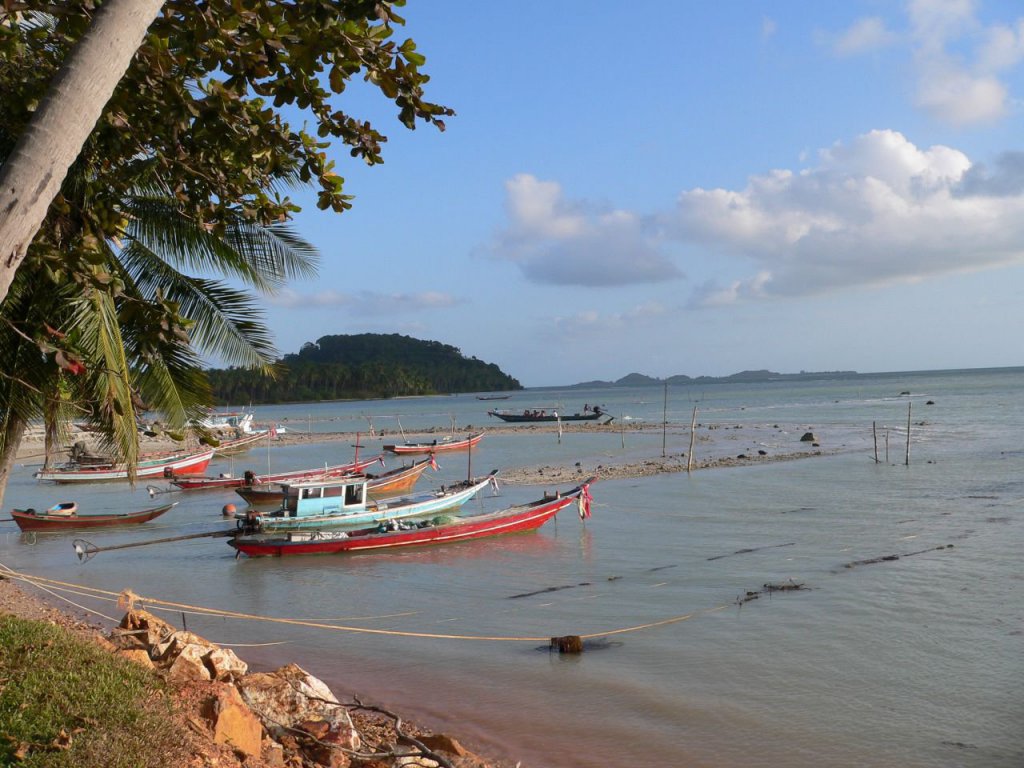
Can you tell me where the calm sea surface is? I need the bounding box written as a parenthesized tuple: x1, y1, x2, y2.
(2, 368, 1022, 767)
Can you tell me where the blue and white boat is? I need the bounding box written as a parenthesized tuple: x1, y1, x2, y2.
(240, 470, 500, 531)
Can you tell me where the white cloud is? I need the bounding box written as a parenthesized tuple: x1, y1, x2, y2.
(268, 289, 462, 314)
(907, 0, 1020, 124)
(550, 302, 668, 337)
(834, 2, 1024, 126)
(488, 173, 682, 287)
(490, 132, 1024, 308)
(666, 130, 1024, 303)
(833, 17, 897, 56)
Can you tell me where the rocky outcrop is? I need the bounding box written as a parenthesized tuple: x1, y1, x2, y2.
(107, 608, 491, 767)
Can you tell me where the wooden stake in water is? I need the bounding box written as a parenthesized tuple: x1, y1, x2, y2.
(662, 383, 668, 458)
(905, 402, 912, 466)
(873, 421, 879, 463)
(687, 406, 697, 472)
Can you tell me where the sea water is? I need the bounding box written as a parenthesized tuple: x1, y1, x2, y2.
(1, 368, 1021, 767)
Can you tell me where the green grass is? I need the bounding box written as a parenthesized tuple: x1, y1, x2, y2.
(0, 616, 186, 767)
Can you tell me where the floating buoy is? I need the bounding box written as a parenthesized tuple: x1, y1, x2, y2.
(222, 503, 237, 517)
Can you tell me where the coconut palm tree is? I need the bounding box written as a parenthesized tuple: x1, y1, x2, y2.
(0, 0, 165, 303)
(0, 180, 318, 506)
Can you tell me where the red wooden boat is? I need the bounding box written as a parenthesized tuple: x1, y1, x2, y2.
(234, 457, 435, 508)
(34, 448, 214, 483)
(168, 455, 385, 491)
(10, 501, 177, 531)
(228, 478, 595, 558)
(383, 432, 484, 455)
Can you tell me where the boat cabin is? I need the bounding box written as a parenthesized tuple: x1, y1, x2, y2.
(274, 476, 368, 519)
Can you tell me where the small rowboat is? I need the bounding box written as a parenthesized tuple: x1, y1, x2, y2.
(235, 457, 435, 508)
(229, 478, 595, 557)
(10, 501, 177, 531)
(383, 432, 484, 455)
(169, 455, 386, 491)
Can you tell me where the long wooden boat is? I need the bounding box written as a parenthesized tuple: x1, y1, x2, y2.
(229, 478, 595, 557)
(168, 455, 385, 491)
(11, 501, 177, 531)
(34, 448, 215, 483)
(487, 407, 608, 423)
(241, 470, 499, 531)
(383, 432, 484, 455)
(235, 457, 434, 508)
(212, 431, 266, 456)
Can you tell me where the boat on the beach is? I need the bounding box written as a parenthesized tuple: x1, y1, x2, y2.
(487, 406, 610, 423)
(229, 477, 594, 557)
(240, 470, 499, 531)
(167, 455, 385, 491)
(211, 431, 267, 456)
(10, 501, 177, 531)
(383, 432, 484, 455)
(235, 457, 435, 508)
(34, 447, 215, 483)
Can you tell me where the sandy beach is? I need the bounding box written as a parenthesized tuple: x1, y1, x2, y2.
(16, 417, 847, 485)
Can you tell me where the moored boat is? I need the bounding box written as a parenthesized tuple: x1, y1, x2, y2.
(239, 470, 499, 531)
(34, 448, 215, 483)
(168, 455, 385, 491)
(212, 431, 267, 456)
(235, 457, 435, 508)
(11, 501, 177, 531)
(487, 406, 608, 423)
(229, 478, 595, 557)
(383, 432, 484, 455)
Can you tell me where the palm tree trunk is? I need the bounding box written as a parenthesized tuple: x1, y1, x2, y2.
(0, 0, 165, 304)
(0, 418, 29, 510)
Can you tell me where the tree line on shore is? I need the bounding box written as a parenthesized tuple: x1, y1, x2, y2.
(207, 333, 521, 403)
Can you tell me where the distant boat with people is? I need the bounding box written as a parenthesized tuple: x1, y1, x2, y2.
(487, 405, 611, 423)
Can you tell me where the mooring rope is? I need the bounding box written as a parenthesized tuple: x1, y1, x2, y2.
(0, 564, 730, 643)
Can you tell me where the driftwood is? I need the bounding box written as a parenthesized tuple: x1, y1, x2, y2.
(507, 582, 591, 600)
(842, 544, 953, 570)
(736, 580, 808, 605)
(707, 542, 795, 561)
(282, 684, 458, 768)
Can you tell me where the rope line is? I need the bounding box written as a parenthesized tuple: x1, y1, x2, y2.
(1, 565, 727, 644)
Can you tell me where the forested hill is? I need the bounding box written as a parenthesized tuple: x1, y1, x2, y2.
(206, 334, 522, 404)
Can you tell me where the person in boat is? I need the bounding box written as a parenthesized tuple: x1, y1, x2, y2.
(584, 404, 590, 413)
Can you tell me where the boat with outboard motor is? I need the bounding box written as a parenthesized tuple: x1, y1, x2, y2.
(236, 470, 499, 531)
(235, 456, 436, 508)
(229, 477, 595, 557)
(164, 455, 385, 491)
(383, 432, 484, 455)
(35, 447, 215, 483)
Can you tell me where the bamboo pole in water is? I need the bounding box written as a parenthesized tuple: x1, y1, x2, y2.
(687, 406, 697, 472)
(662, 383, 668, 458)
(905, 402, 912, 466)
(873, 421, 879, 463)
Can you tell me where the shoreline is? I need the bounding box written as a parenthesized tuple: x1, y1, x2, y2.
(17, 420, 853, 484)
(3, 422, 859, 766)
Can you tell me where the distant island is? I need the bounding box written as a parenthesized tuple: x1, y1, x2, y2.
(207, 334, 522, 404)
(565, 369, 860, 389)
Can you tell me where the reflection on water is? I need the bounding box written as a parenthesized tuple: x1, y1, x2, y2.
(2, 368, 1023, 767)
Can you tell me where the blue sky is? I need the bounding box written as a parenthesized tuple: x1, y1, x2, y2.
(261, 1, 1024, 387)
